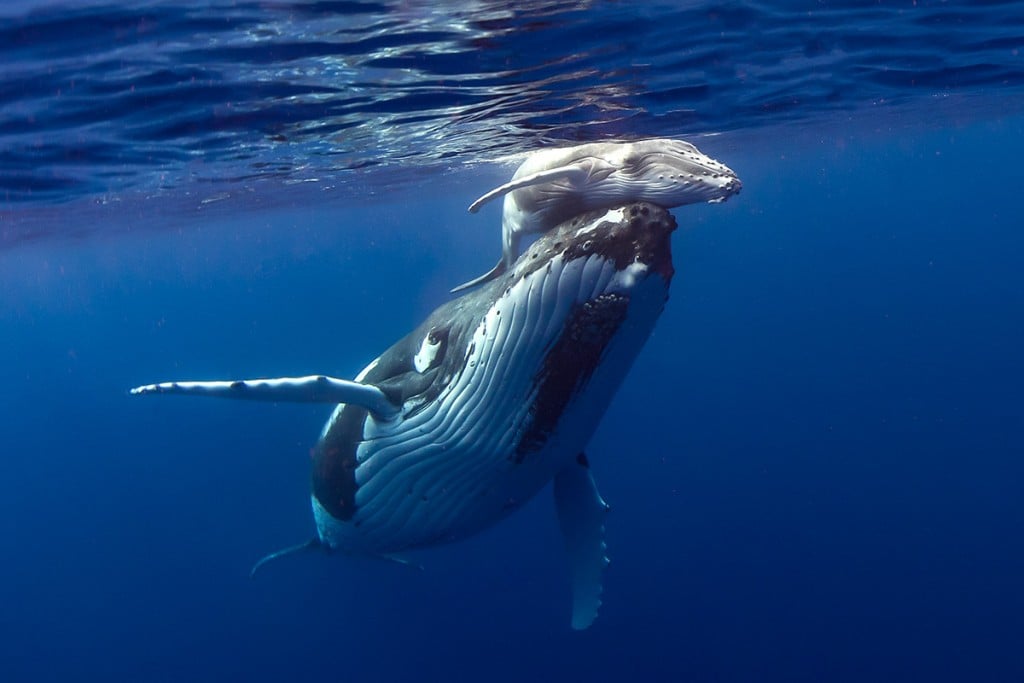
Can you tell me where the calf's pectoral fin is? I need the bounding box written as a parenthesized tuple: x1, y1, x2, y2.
(129, 374, 400, 419)
(467, 164, 590, 213)
(554, 454, 611, 630)
(450, 257, 507, 293)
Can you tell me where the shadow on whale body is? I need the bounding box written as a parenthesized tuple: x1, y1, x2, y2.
(132, 201, 679, 629)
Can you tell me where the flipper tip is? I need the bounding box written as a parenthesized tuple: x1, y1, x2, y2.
(450, 259, 506, 294)
(449, 278, 480, 294)
(249, 538, 322, 579)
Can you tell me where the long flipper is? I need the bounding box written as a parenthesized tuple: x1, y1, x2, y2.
(467, 164, 590, 213)
(554, 454, 611, 630)
(130, 375, 400, 419)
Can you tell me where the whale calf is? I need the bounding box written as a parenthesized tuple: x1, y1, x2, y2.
(133, 201, 704, 628)
(453, 138, 741, 292)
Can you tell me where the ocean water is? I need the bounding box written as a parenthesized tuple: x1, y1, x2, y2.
(1, 1, 1023, 681)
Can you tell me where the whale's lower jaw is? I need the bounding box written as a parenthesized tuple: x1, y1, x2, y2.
(312, 204, 675, 556)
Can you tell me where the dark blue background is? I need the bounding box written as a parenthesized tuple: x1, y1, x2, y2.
(2, 117, 1022, 681)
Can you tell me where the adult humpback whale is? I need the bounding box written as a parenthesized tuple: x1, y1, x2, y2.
(132, 201, 700, 629)
(453, 138, 741, 292)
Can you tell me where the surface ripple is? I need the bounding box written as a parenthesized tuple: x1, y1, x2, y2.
(1, 0, 1023, 212)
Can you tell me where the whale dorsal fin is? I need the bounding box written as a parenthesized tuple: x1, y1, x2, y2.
(130, 375, 400, 420)
(554, 453, 610, 630)
(467, 164, 590, 213)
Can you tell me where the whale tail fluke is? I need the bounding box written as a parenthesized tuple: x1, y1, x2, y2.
(249, 538, 323, 578)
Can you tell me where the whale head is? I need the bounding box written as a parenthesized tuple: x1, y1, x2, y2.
(592, 138, 742, 207)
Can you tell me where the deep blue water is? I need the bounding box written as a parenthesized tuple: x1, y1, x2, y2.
(2, 1, 1023, 682)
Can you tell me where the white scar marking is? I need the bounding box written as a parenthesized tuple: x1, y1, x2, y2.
(414, 334, 441, 373)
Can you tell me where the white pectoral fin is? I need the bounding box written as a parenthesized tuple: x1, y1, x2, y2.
(467, 164, 590, 213)
(129, 375, 400, 419)
(554, 455, 611, 630)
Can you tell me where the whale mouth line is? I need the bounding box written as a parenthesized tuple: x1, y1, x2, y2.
(624, 158, 732, 180)
(611, 158, 740, 202)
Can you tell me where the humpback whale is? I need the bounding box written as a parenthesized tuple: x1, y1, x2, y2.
(453, 138, 741, 292)
(132, 201, 695, 629)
